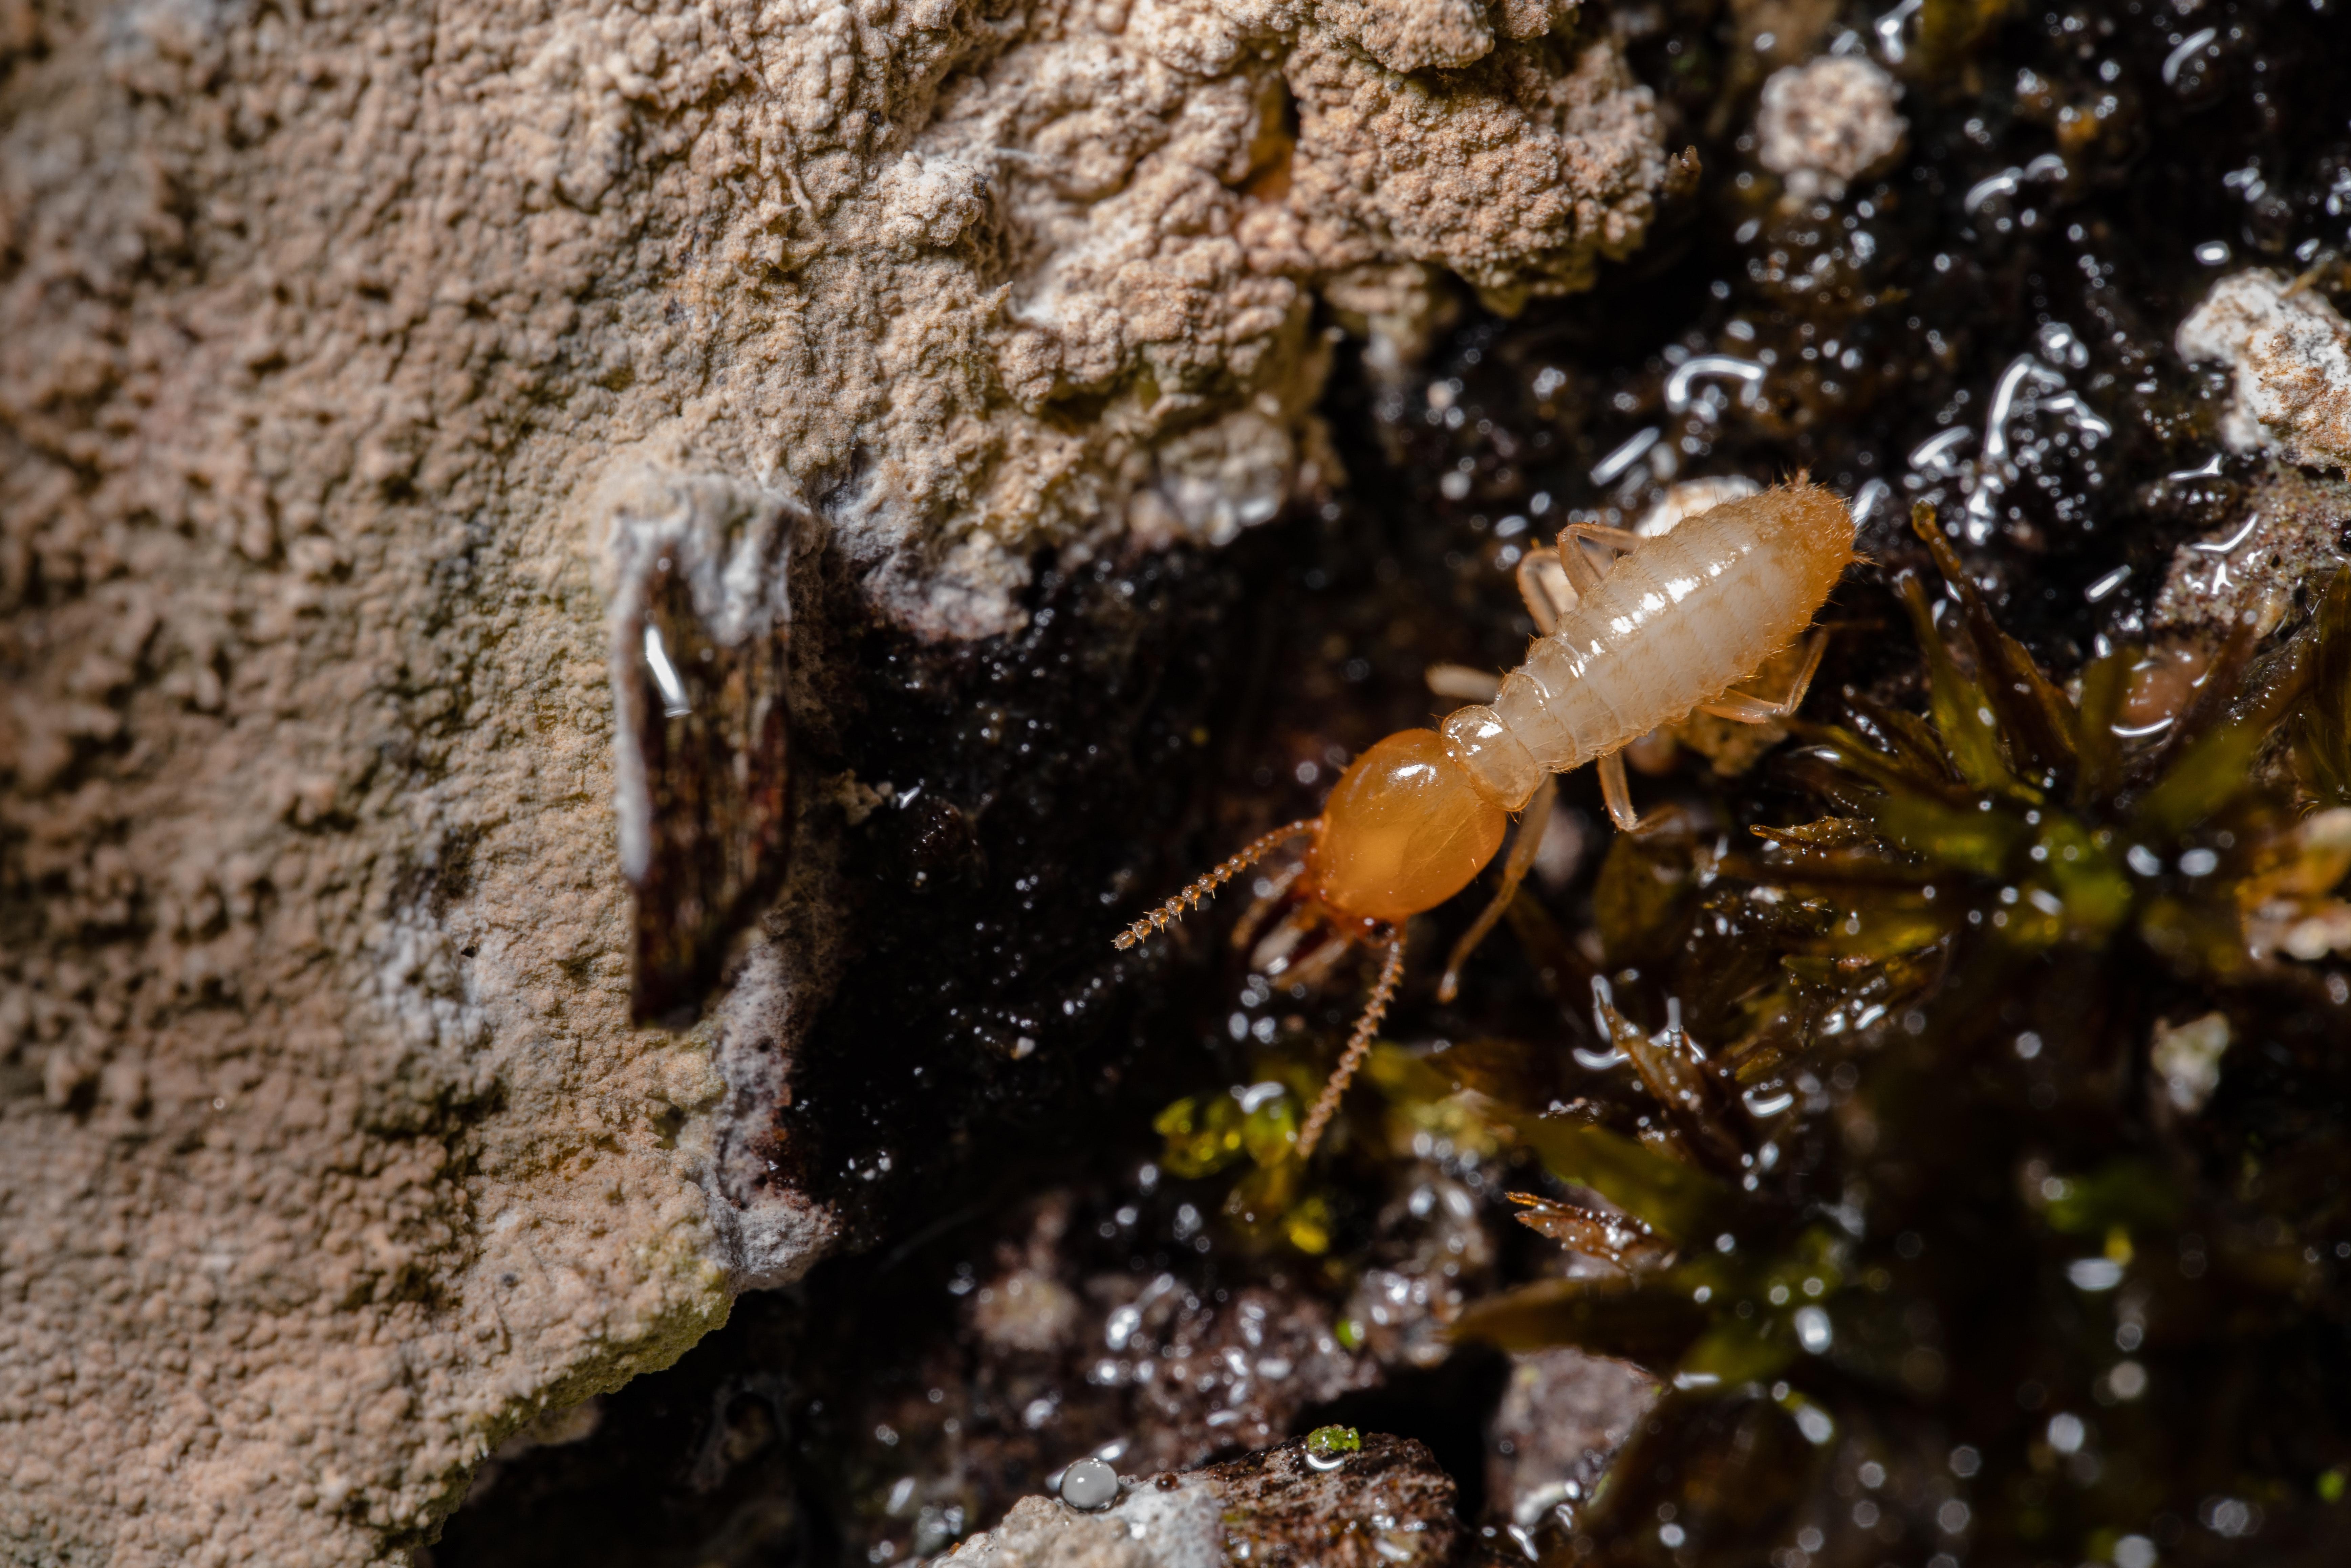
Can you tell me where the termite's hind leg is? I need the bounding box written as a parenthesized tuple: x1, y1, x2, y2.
(1695, 629, 1830, 723)
(1596, 750, 1643, 832)
(1694, 691, 1784, 723)
(1768, 627, 1830, 715)
(1437, 774, 1558, 1004)
(1295, 930, 1408, 1160)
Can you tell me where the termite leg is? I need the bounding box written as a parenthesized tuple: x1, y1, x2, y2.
(1552, 526, 1609, 597)
(1767, 627, 1830, 715)
(1695, 629, 1830, 723)
(1563, 522, 1645, 550)
(1114, 819, 1317, 951)
(1695, 692, 1784, 723)
(1426, 663, 1504, 703)
(1437, 774, 1558, 1003)
(1551, 520, 1644, 600)
(1529, 521, 1645, 616)
(1596, 750, 1642, 832)
(1230, 858, 1304, 952)
(1296, 929, 1407, 1160)
(1516, 550, 1573, 633)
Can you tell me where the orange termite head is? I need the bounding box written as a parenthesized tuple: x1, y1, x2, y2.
(1302, 730, 1508, 928)
(1112, 728, 1510, 1161)
(1111, 729, 1507, 953)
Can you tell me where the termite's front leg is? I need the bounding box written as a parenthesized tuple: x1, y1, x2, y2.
(1436, 773, 1558, 1003)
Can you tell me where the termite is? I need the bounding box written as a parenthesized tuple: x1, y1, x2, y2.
(1115, 481, 1858, 1158)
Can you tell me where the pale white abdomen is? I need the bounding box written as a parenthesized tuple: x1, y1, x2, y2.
(1440, 484, 1855, 807)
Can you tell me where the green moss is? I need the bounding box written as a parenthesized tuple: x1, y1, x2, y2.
(1304, 1424, 1362, 1461)
(1442, 507, 2351, 1564)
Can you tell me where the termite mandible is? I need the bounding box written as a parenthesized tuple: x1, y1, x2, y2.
(1115, 480, 1859, 1158)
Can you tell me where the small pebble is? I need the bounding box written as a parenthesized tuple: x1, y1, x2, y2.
(1059, 1457, 1120, 1510)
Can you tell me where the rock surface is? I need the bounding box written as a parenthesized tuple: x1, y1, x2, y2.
(2149, 467, 2351, 639)
(0, 0, 1663, 1562)
(1483, 1349, 1658, 1533)
(940, 1432, 1463, 1568)
(2176, 269, 2351, 474)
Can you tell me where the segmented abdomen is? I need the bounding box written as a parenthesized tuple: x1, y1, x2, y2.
(1490, 496, 1847, 772)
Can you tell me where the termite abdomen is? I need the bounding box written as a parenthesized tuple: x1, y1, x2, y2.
(1447, 483, 1855, 808)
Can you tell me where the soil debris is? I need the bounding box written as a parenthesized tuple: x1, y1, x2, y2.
(1753, 57, 1908, 203)
(2177, 269, 2351, 474)
(939, 1431, 1459, 1568)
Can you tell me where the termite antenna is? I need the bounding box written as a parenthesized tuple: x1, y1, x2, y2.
(1112, 819, 1316, 952)
(1295, 930, 1407, 1160)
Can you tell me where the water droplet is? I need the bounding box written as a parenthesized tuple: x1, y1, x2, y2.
(1059, 1457, 1120, 1511)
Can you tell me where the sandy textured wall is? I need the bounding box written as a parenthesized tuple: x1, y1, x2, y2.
(0, 0, 1661, 1560)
